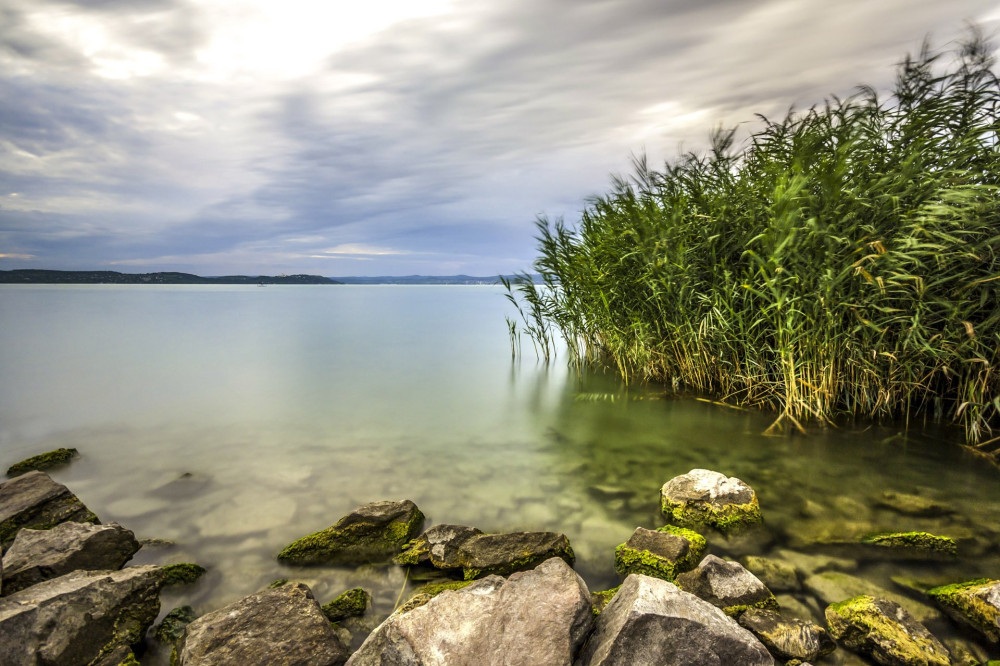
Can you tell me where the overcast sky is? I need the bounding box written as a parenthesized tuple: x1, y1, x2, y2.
(1, 0, 998, 276)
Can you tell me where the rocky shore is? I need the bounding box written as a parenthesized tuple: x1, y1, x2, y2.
(1, 453, 999, 665)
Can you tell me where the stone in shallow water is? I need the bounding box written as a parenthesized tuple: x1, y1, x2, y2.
(738, 607, 836, 663)
(740, 555, 800, 592)
(277, 500, 424, 566)
(0, 470, 98, 548)
(347, 558, 593, 666)
(660, 469, 762, 533)
(393, 524, 483, 568)
(861, 531, 957, 558)
(578, 573, 774, 665)
(456, 531, 575, 580)
(175, 582, 347, 666)
(5, 448, 79, 477)
(322, 587, 370, 622)
(824, 595, 950, 666)
(803, 571, 939, 624)
(674, 554, 777, 617)
(613, 525, 706, 581)
(876, 491, 955, 517)
(926, 578, 1000, 643)
(154, 605, 197, 644)
(2, 521, 139, 595)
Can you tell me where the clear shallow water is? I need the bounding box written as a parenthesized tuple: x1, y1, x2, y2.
(1, 285, 999, 663)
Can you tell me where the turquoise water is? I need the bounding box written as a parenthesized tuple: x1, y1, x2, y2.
(1, 285, 998, 662)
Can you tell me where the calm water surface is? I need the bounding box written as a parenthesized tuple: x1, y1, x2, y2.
(1, 285, 998, 662)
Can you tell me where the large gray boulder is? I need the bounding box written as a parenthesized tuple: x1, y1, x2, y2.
(674, 554, 777, 617)
(394, 524, 484, 568)
(824, 595, 950, 666)
(660, 469, 762, 533)
(277, 500, 424, 565)
(577, 573, 774, 665)
(0, 565, 163, 666)
(348, 557, 593, 665)
(0, 470, 98, 548)
(174, 581, 347, 665)
(738, 608, 836, 663)
(457, 531, 575, 579)
(2, 521, 140, 595)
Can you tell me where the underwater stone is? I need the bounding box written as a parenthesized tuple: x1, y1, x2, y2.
(674, 554, 778, 617)
(456, 530, 575, 580)
(738, 608, 836, 663)
(824, 595, 950, 666)
(154, 605, 197, 643)
(876, 492, 954, 517)
(0, 470, 99, 548)
(613, 525, 706, 581)
(740, 555, 800, 592)
(861, 532, 957, 558)
(393, 523, 483, 569)
(926, 578, 1000, 642)
(660, 469, 762, 533)
(160, 562, 207, 586)
(322, 587, 370, 622)
(803, 571, 939, 624)
(277, 499, 424, 566)
(5, 448, 79, 477)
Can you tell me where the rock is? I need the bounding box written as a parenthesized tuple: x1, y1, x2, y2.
(775, 594, 822, 622)
(323, 587, 370, 622)
(0, 565, 163, 666)
(1, 521, 139, 595)
(160, 562, 206, 586)
(785, 519, 879, 551)
(876, 492, 954, 517)
(397, 580, 474, 614)
(860, 532, 957, 559)
(457, 531, 575, 579)
(591, 586, 620, 614)
(614, 525, 706, 581)
(5, 448, 79, 477)
(0, 470, 98, 548)
(803, 571, 939, 623)
(773, 549, 856, 577)
(660, 469, 762, 533)
(674, 554, 777, 617)
(175, 582, 347, 665)
(577, 573, 774, 665)
(393, 524, 483, 568)
(154, 605, 197, 643)
(740, 555, 800, 592)
(824, 595, 950, 666)
(926, 578, 1000, 642)
(738, 608, 835, 663)
(347, 557, 593, 666)
(277, 500, 424, 566)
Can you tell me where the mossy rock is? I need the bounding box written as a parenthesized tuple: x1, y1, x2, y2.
(861, 532, 957, 558)
(268, 578, 289, 589)
(825, 595, 950, 666)
(590, 585, 620, 615)
(277, 499, 424, 566)
(926, 578, 1000, 642)
(396, 579, 475, 614)
(154, 605, 197, 643)
(6, 448, 79, 477)
(0, 470, 99, 548)
(322, 587, 370, 622)
(457, 531, 574, 580)
(660, 469, 762, 533)
(161, 563, 207, 586)
(675, 554, 777, 617)
(614, 525, 706, 581)
(394, 524, 483, 569)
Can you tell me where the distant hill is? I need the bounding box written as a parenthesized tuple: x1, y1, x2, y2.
(332, 274, 539, 285)
(0, 270, 341, 285)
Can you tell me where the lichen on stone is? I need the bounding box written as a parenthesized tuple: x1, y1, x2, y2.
(321, 587, 370, 622)
(6, 448, 79, 477)
(862, 531, 957, 557)
(161, 563, 207, 586)
(927, 578, 1000, 642)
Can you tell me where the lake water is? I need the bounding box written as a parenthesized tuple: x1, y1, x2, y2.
(2, 285, 998, 663)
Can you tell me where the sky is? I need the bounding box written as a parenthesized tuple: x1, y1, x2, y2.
(1, 1, 999, 277)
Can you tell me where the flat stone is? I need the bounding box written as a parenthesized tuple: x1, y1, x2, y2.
(578, 573, 774, 665)
(175, 582, 347, 665)
(614, 525, 706, 581)
(0, 566, 163, 666)
(660, 469, 762, 533)
(0, 471, 98, 548)
(876, 492, 954, 517)
(6, 448, 79, 477)
(675, 554, 777, 617)
(457, 531, 575, 579)
(738, 608, 835, 662)
(774, 549, 856, 577)
(803, 571, 939, 624)
(2, 521, 139, 595)
(348, 557, 593, 666)
(926, 578, 1000, 642)
(825, 595, 950, 666)
(740, 555, 800, 592)
(394, 524, 483, 568)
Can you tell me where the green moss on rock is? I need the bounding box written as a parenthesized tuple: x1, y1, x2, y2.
(154, 605, 197, 643)
(161, 563, 207, 586)
(825, 595, 950, 665)
(591, 586, 621, 615)
(396, 579, 475, 614)
(321, 587, 370, 622)
(613, 525, 706, 581)
(6, 448, 79, 477)
(117, 652, 141, 666)
(268, 578, 289, 589)
(862, 532, 957, 557)
(927, 578, 1000, 642)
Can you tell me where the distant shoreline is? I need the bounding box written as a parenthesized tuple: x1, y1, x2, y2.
(0, 269, 538, 285)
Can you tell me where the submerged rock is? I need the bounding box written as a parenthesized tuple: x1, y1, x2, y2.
(824, 595, 950, 666)
(277, 500, 424, 566)
(578, 573, 774, 665)
(393, 524, 483, 569)
(926, 578, 1000, 642)
(160, 562, 207, 586)
(0, 565, 163, 666)
(175, 581, 347, 666)
(0, 470, 99, 548)
(1, 521, 139, 595)
(614, 525, 706, 581)
(803, 571, 939, 624)
(154, 605, 197, 644)
(457, 530, 575, 580)
(5, 448, 79, 477)
(322, 587, 370, 622)
(738, 608, 836, 663)
(860, 532, 957, 559)
(674, 554, 777, 617)
(660, 469, 762, 533)
(876, 492, 954, 517)
(347, 557, 593, 665)
(740, 555, 800, 592)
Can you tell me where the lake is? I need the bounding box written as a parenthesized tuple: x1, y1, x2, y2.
(1, 284, 998, 662)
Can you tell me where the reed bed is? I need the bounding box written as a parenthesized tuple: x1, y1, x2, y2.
(507, 34, 1000, 447)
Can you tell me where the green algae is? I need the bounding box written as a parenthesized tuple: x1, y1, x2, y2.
(825, 595, 950, 666)
(927, 578, 1000, 642)
(322, 587, 370, 622)
(161, 563, 207, 586)
(6, 448, 79, 477)
(862, 531, 957, 557)
(613, 525, 706, 581)
(661, 495, 762, 533)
